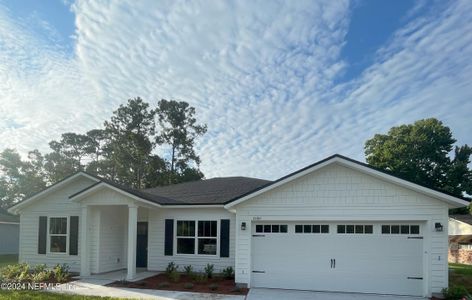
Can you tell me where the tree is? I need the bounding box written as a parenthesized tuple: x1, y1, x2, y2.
(104, 97, 158, 188)
(0, 149, 47, 208)
(155, 99, 207, 184)
(365, 118, 471, 213)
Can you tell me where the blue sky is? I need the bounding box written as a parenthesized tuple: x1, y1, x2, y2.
(0, 0, 471, 180)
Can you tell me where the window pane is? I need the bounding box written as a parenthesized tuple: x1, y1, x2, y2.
(198, 238, 217, 255)
(295, 225, 302, 233)
(364, 225, 373, 234)
(321, 225, 329, 233)
(337, 225, 345, 234)
(50, 236, 66, 253)
(401, 225, 410, 234)
(391, 225, 400, 234)
(381, 225, 390, 234)
(346, 225, 355, 234)
(198, 221, 217, 237)
(355, 225, 364, 234)
(177, 238, 195, 254)
(303, 225, 312, 233)
(177, 221, 195, 236)
(280, 225, 288, 233)
(50, 218, 67, 234)
(313, 225, 320, 233)
(410, 225, 420, 234)
(263, 225, 271, 233)
(272, 225, 279, 233)
(256, 225, 263, 233)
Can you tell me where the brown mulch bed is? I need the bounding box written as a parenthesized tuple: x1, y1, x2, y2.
(107, 273, 248, 295)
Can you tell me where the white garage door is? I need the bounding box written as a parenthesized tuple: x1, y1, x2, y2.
(252, 222, 424, 296)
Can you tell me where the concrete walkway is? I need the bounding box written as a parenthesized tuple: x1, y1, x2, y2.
(247, 288, 427, 300)
(52, 279, 246, 300)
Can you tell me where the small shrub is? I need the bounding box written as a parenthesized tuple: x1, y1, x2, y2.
(31, 270, 52, 283)
(442, 285, 470, 300)
(183, 282, 194, 289)
(183, 265, 193, 275)
(193, 272, 207, 283)
(204, 263, 214, 279)
(208, 283, 218, 291)
(1, 263, 31, 282)
(222, 266, 234, 279)
(52, 264, 70, 283)
(168, 270, 180, 283)
(158, 281, 170, 288)
(165, 262, 178, 274)
(33, 264, 48, 273)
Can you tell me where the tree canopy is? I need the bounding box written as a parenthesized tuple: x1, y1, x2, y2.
(0, 98, 207, 208)
(365, 118, 471, 212)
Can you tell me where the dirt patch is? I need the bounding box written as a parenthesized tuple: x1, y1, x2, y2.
(107, 273, 248, 295)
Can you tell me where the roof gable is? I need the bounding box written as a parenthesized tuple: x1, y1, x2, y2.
(225, 154, 470, 209)
(8, 172, 99, 214)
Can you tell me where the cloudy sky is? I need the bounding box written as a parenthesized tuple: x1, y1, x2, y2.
(0, 0, 471, 180)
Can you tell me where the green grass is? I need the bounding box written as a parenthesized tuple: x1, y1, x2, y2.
(449, 263, 472, 288)
(0, 290, 127, 299)
(0, 255, 18, 268)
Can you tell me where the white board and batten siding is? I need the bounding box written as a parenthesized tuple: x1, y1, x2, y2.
(18, 176, 96, 273)
(233, 163, 449, 297)
(147, 208, 235, 273)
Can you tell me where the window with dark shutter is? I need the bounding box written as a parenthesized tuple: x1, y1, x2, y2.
(38, 216, 47, 254)
(164, 219, 174, 256)
(69, 216, 79, 255)
(220, 219, 230, 258)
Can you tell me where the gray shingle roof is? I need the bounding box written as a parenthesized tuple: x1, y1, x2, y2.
(142, 177, 271, 205)
(0, 208, 19, 223)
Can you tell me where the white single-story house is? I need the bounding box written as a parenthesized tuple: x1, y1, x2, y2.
(0, 208, 19, 255)
(448, 214, 472, 265)
(8, 154, 470, 297)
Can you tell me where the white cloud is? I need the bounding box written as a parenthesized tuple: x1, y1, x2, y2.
(0, 0, 471, 181)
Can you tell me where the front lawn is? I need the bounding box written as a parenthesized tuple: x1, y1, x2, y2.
(0, 290, 124, 299)
(449, 263, 472, 289)
(0, 255, 18, 268)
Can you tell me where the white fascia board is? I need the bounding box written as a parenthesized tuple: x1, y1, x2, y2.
(69, 182, 162, 208)
(0, 221, 19, 225)
(8, 172, 99, 214)
(224, 156, 470, 209)
(337, 159, 470, 208)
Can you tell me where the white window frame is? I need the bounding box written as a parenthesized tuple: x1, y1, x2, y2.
(174, 219, 219, 257)
(48, 216, 69, 254)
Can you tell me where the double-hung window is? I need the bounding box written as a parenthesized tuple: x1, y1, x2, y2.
(49, 217, 67, 253)
(176, 220, 217, 255)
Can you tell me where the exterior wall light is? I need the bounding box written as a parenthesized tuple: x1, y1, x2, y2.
(435, 222, 443, 232)
(241, 222, 247, 231)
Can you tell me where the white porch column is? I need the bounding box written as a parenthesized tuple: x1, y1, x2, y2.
(80, 206, 90, 276)
(127, 204, 138, 280)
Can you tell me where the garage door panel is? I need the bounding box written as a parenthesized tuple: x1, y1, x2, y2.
(252, 222, 424, 296)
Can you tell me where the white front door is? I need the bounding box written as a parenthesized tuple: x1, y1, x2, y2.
(251, 222, 424, 296)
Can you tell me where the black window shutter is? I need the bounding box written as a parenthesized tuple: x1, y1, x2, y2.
(164, 219, 174, 256)
(38, 216, 47, 254)
(220, 219, 230, 257)
(69, 216, 79, 255)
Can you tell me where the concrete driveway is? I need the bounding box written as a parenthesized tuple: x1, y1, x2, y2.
(247, 288, 427, 300)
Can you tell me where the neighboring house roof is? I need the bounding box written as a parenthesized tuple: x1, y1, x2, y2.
(143, 177, 271, 205)
(450, 214, 472, 225)
(0, 208, 19, 223)
(224, 154, 470, 209)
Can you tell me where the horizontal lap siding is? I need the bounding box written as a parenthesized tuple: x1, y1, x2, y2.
(234, 163, 449, 295)
(148, 208, 235, 273)
(18, 177, 96, 273)
(0, 224, 19, 254)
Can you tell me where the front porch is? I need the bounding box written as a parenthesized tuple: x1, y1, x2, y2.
(79, 268, 159, 282)
(78, 199, 155, 280)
